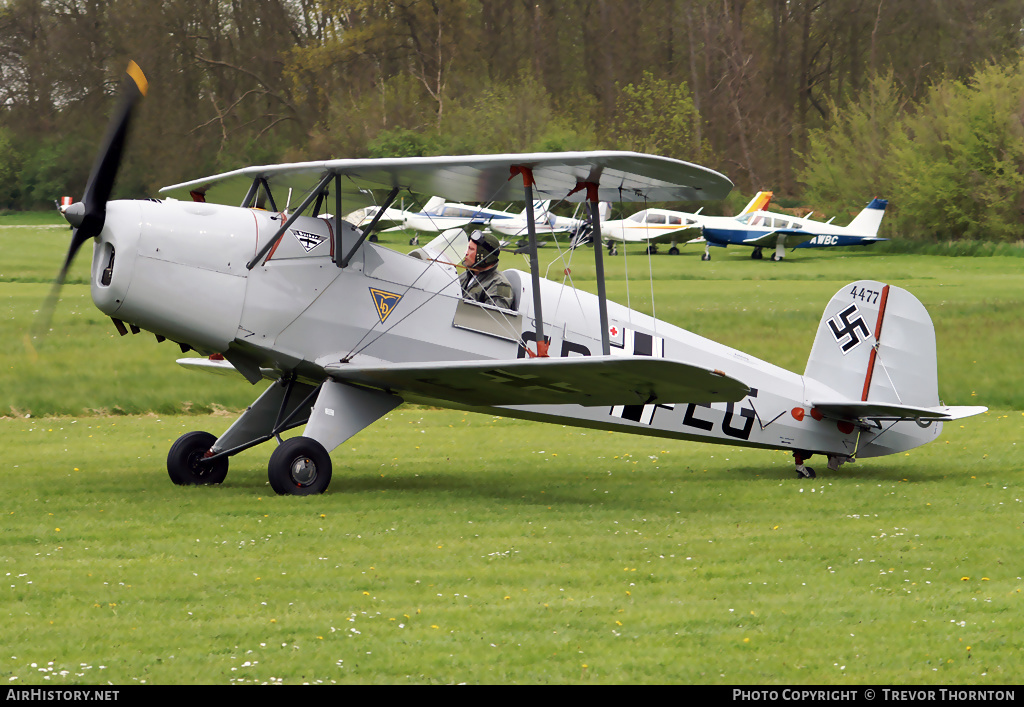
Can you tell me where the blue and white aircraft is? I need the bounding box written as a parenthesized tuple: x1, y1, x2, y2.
(696, 197, 889, 261)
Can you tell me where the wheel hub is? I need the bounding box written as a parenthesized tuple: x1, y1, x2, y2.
(289, 456, 318, 486)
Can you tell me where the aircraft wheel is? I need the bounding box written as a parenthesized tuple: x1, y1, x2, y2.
(368, 234, 378, 243)
(795, 466, 816, 479)
(607, 244, 617, 256)
(646, 245, 658, 255)
(751, 247, 763, 260)
(701, 252, 711, 261)
(669, 247, 680, 255)
(167, 431, 228, 485)
(268, 437, 333, 496)
(771, 253, 783, 261)
(409, 236, 419, 246)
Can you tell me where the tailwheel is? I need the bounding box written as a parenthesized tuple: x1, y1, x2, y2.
(167, 431, 228, 485)
(268, 437, 333, 496)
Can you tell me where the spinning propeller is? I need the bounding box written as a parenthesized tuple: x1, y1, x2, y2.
(32, 61, 148, 344)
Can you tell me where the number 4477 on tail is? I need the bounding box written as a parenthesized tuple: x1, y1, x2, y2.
(42, 63, 985, 495)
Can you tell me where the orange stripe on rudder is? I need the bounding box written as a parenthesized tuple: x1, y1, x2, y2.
(861, 285, 890, 401)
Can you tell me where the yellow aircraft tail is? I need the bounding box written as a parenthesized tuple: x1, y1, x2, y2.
(738, 191, 773, 215)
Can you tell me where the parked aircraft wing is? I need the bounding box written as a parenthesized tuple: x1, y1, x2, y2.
(812, 401, 988, 422)
(159, 151, 732, 209)
(324, 355, 749, 408)
(640, 225, 704, 244)
(741, 230, 817, 248)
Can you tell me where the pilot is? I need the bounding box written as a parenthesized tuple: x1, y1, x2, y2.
(460, 230, 514, 310)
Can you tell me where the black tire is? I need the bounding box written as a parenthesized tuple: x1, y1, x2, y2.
(771, 253, 782, 261)
(167, 431, 228, 485)
(268, 437, 333, 496)
(751, 247, 763, 260)
(669, 247, 680, 255)
(368, 234, 378, 243)
(701, 252, 711, 261)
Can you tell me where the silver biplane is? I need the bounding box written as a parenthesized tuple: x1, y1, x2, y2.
(44, 64, 986, 495)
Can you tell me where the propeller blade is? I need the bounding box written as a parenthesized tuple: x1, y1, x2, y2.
(67, 60, 148, 259)
(31, 61, 147, 346)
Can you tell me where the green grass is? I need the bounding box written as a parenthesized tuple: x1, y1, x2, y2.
(1, 224, 1022, 683)
(2, 409, 1021, 684)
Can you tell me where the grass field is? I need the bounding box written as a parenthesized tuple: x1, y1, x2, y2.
(1, 221, 1022, 684)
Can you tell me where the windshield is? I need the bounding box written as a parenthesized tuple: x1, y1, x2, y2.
(419, 227, 469, 266)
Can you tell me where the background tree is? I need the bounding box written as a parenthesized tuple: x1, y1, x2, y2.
(1, 0, 1023, 238)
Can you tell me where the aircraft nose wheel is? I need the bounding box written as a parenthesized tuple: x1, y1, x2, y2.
(268, 437, 333, 495)
(167, 431, 229, 485)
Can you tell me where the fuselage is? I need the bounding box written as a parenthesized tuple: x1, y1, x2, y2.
(405, 202, 516, 233)
(600, 208, 701, 244)
(92, 198, 936, 461)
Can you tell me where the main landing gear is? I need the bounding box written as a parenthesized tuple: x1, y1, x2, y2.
(167, 431, 229, 485)
(165, 375, 402, 496)
(268, 437, 332, 495)
(792, 452, 853, 479)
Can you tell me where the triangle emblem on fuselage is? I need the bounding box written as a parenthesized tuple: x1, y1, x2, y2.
(369, 288, 402, 323)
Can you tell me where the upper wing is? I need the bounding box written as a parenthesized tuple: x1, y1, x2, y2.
(812, 401, 988, 422)
(323, 355, 749, 408)
(159, 151, 732, 209)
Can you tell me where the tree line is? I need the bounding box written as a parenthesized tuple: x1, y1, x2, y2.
(2, 0, 1023, 240)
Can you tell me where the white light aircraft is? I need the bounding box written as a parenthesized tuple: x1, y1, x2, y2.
(40, 63, 985, 496)
(696, 194, 889, 261)
(597, 191, 773, 255)
(403, 196, 517, 234)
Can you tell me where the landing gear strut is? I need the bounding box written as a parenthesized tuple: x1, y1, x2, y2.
(794, 452, 816, 479)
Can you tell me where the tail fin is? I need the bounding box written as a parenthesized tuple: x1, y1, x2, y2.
(739, 191, 773, 215)
(522, 199, 551, 218)
(805, 280, 938, 406)
(421, 195, 445, 214)
(804, 280, 986, 457)
(845, 198, 887, 237)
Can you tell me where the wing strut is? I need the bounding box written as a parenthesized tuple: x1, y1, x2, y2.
(569, 181, 611, 356)
(338, 185, 400, 267)
(510, 166, 549, 357)
(246, 172, 334, 269)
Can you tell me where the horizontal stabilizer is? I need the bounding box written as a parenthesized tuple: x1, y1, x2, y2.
(325, 355, 749, 408)
(812, 400, 988, 422)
